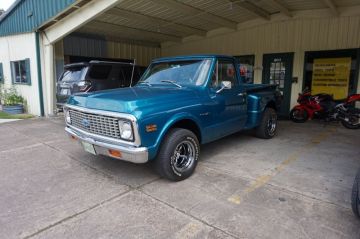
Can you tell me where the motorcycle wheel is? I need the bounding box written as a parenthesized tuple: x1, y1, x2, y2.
(290, 108, 308, 123)
(341, 108, 360, 129)
(351, 169, 360, 218)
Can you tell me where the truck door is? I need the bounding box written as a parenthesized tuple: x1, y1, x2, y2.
(208, 58, 247, 138)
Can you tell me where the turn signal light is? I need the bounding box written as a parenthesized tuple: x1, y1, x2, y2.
(108, 149, 122, 158)
(146, 124, 157, 132)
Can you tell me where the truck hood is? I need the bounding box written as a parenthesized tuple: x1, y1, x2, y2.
(67, 86, 200, 117)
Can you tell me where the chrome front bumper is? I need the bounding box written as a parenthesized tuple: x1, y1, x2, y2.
(65, 127, 149, 163)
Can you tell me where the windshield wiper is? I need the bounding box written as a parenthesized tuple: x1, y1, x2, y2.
(161, 80, 182, 88)
(139, 81, 152, 86)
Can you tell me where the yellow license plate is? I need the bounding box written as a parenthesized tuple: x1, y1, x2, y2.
(81, 141, 96, 155)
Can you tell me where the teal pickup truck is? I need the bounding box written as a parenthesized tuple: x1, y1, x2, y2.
(64, 55, 281, 181)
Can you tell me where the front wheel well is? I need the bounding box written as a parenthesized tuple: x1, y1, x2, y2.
(169, 119, 202, 143)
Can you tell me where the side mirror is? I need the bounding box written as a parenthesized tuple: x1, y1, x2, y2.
(216, 81, 232, 94)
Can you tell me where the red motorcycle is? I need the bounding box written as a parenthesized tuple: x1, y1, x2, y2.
(290, 88, 360, 129)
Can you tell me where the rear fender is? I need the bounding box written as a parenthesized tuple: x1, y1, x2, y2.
(293, 104, 306, 110)
(246, 95, 277, 128)
(347, 94, 360, 103)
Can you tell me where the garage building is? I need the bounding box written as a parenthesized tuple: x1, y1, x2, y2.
(0, 0, 359, 117)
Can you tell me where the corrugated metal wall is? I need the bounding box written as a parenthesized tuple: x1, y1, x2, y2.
(163, 15, 360, 58)
(63, 35, 161, 66)
(164, 15, 360, 71)
(63, 35, 107, 58)
(162, 15, 360, 107)
(0, 0, 76, 36)
(106, 41, 161, 66)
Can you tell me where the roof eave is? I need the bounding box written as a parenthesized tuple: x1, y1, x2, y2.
(0, 0, 24, 23)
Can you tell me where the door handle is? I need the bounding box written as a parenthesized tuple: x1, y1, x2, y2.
(238, 92, 247, 97)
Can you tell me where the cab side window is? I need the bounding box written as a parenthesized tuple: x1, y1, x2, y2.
(211, 60, 236, 88)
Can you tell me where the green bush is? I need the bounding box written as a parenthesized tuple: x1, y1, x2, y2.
(0, 86, 25, 106)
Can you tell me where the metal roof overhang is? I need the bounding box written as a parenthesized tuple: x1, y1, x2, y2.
(41, 0, 360, 46)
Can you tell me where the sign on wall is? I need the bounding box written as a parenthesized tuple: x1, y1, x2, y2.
(311, 57, 351, 99)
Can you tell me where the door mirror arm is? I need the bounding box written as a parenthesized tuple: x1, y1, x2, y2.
(216, 81, 232, 94)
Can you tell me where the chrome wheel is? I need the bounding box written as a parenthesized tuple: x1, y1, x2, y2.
(267, 114, 277, 136)
(341, 108, 360, 129)
(171, 140, 196, 174)
(358, 190, 360, 211)
(154, 128, 199, 181)
(293, 110, 306, 120)
(290, 108, 308, 123)
(352, 169, 360, 217)
(348, 114, 360, 126)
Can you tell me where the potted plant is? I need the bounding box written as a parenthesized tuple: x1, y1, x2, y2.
(0, 87, 25, 114)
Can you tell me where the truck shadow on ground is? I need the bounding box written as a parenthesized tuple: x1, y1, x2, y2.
(85, 129, 254, 181)
(79, 120, 343, 184)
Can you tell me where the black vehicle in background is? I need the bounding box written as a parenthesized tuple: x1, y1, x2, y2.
(56, 61, 146, 111)
(352, 169, 360, 218)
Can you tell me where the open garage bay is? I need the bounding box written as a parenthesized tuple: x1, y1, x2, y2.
(0, 118, 359, 239)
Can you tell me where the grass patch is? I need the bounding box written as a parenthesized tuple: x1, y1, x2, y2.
(0, 111, 34, 119)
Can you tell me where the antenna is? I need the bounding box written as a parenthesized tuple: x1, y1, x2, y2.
(130, 58, 136, 87)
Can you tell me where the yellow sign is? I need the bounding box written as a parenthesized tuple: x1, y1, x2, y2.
(311, 57, 351, 99)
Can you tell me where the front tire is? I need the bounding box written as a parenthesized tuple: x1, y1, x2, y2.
(351, 169, 360, 218)
(153, 128, 200, 181)
(255, 108, 277, 139)
(290, 108, 308, 123)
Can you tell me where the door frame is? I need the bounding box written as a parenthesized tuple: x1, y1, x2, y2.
(262, 52, 294, 116)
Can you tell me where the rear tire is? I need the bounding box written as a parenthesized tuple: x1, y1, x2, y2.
(255, 108, 277, 139)
(290, 108, 308, 123)
(341, 108, 360, 129)
(152, 128, 200, 181)
(351, 169, 360, 218)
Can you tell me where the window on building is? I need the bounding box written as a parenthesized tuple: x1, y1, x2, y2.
(11, 59, 31, 84)
(234, 55, 255, 84)
(0, 63, 3, 83)
(211, 60, 236, 88)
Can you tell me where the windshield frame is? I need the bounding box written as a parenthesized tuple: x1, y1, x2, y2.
(138, 58, 214, 88)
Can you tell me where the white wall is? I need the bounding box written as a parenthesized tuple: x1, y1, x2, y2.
(0, 32, 40, 116)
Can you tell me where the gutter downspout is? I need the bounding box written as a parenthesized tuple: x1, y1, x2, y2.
(35, 31, 45, 116)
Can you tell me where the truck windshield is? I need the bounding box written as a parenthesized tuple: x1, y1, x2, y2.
(60, 66, 88, 82)
(139, 59, 212, 86)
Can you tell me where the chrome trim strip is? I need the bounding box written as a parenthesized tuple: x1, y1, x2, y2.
(67, 124, 134, 147)
(66, 127, 148, 163)
(64, 104, 137, 121)
(64, 104, 141, 146)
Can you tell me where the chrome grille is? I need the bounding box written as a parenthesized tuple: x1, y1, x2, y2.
(69, 109, 121, 139)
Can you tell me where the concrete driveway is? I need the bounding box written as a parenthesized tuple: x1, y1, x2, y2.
(1, 118, 359, 239)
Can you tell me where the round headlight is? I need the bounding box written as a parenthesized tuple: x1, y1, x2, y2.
(65, 110, 71, 124)
(119, 121, 133, 141)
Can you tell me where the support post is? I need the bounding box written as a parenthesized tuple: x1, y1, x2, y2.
(42, 36, 56, 116)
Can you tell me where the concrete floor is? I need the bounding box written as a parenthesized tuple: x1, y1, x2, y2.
(0, 118, 359, 239)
